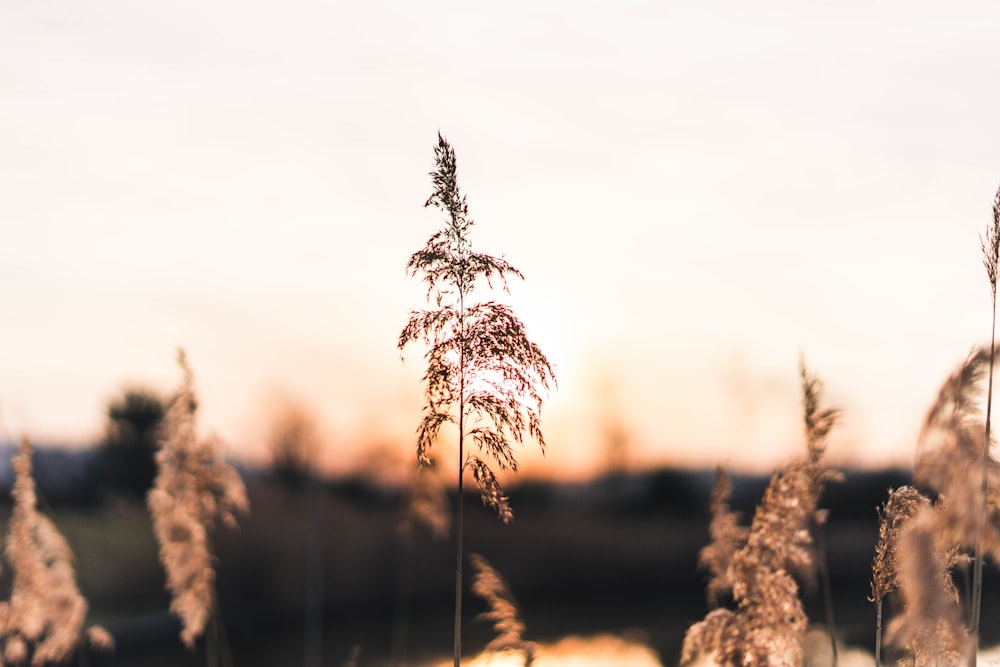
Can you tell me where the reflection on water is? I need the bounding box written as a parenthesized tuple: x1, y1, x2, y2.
(423, 634, 662, 667)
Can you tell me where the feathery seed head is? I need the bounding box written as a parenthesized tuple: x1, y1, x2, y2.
(981, 183, 1000, 303)
(149, 352, 249, 648)
(682, 362, 838, 666)
(470, 554, 535, 666)
(3, 438, 114, 663)
(699, 467, 748, 606)
(870, 486, 931, 606)
(400, 135, 555, 522)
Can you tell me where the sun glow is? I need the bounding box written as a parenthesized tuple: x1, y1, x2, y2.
(426, 634, 662, 667)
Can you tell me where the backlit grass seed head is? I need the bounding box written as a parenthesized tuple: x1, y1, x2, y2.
(887, 506, 970, 666)
(469, 554, 535, 666)
(399, 132, 555, 520)
(915, 345, 1000, 559)
(981, 184, 1000, 303)
(699, 467, 748, 607)
(2, 438, 113, 665)
(682, 361, 838, 667)
(870, 486, 929, 607)
(882, 346, 1000, 664)
(149, 351, 249, 648)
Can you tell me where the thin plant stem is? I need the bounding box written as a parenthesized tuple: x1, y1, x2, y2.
(817, 526, 838, 667)
(874, 598, 882, 667)
(972, 276, 998, 663)
(207, 585, 235, 667)
(973, 186, 1000, 661)
(454, 290, 466, 667)
(208, 604, 220, 667)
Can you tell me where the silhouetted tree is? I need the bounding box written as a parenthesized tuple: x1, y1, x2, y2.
(96, 386, 165, 499)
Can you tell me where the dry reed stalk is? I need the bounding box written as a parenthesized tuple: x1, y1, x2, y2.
(400, 133, 555, 667)
(0, 438, 113, 666)
(971, 184, 1000, 658)
(682, 361, 839, 667)
(469, 554, 535, 666)
(148, 351, 249, 648)
(883, 345, 1000, 665)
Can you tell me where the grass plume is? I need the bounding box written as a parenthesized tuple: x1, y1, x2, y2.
(870, 486, 930, 666)
(699, 467, 748, 607)
(682, 360, 839, 666)
(884, 344, 1000, 664)
(0, 437, 113, 666)
(148, 351, 249, 649)
(469, 553, 535, 666)
(971, 183, 1000, 657)
(399, 133, 555, 666)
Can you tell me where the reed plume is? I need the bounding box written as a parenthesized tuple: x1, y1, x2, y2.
(886, 505, 969, 666)
(399, 133, 555, 666)
(971, 183, 1000, 656)
(884, 344, 1000, 664)
(682, 360, 838, 667)
(469, 554, 535, 666)
(699, 467, 748, 607)
(148, 351, 249, 648)
(914, 346, 1000, 558)
(870, 486, 930, 666)
(0, 437, 113, 666)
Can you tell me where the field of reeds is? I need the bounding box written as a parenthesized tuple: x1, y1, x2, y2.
(7, 439, 1000, 667)
(6, 351, 1000, 666)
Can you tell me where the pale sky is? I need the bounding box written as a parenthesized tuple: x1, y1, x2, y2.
(3, 0, 1000, 479)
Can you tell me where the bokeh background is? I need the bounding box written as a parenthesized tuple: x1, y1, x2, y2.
(4, 1, 1000, 665)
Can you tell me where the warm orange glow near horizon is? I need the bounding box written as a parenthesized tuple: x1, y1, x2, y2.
(2, 0, 998, 481)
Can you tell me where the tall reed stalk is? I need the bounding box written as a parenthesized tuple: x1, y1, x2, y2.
(884, 345, 1000, 664)
(972, 184, 1000, 660)
(399, 133, 555, 666)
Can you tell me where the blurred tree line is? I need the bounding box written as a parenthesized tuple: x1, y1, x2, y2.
(64, 385, 320, 506)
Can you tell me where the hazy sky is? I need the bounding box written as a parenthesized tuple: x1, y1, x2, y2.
(3, 1, 1000, 478)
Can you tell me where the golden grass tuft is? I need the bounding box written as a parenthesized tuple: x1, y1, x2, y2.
(148, 351, 249, 648)
(871, 486, 930, 608)
(469, 553, 535, 666)
(682, 361, 839, 667)
(878, 345, 1000, 664)
(0, 438, 112, 665)
(699, 467, 748, 607)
